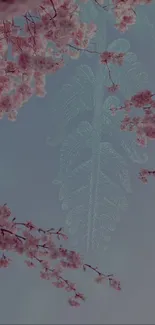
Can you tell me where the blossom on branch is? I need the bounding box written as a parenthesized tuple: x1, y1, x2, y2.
(0, 0, 152, 120)
(0, 203, 120, 307)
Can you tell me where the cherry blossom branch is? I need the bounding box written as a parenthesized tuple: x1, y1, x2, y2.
(68, 43, 125, 91)
(0, 0, 151, 120)
(0, 203, 121, 307)
(108, 89, 155, 181)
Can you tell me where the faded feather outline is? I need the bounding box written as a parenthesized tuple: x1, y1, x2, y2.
(47, 3, 148, 254)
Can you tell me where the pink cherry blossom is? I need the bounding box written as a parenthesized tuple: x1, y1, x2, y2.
(0, 204, 120, 307)
(139, 169, 155, 183)
(107, 84, 120, 93)
(108, 87, 155, 182)
(0, 0, 151, 120)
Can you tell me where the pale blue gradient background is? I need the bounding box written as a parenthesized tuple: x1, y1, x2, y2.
(0, 2, 155, 324)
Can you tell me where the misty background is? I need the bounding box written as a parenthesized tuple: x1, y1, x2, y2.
(0, 2, 155, 324)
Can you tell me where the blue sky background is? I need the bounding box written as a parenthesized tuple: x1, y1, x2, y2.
(0, 2, 155, 324)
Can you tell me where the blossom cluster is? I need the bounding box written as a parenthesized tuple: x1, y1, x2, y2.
(0, 0, 152, 120)
(0, 203, 121, 307)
